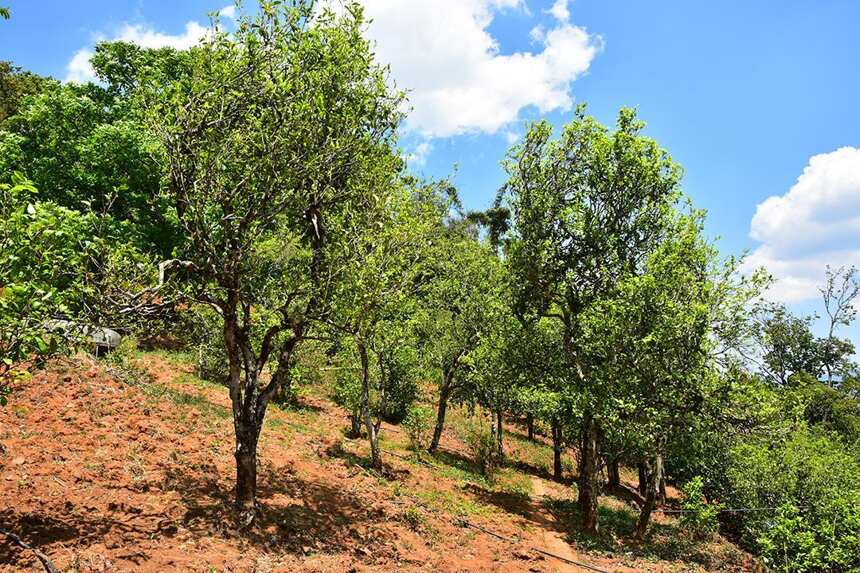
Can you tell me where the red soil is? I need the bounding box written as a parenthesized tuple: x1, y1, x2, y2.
(0, 356, 757, 572)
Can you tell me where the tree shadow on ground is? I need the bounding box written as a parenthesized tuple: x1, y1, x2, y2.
(503, 425, 549, 445)
(0, 510, 85, 568)
(163, 459, 385, 553)
(322, 440, 411, 481)
(507, 458, 575, 487)
(1, 460, 389, 570)
(429, 448, 489, 481)
(274, 396, 325, 414)
(604, 483, 645, 509)
(0, 504, 180, 568)
(462, 482, 553, 527)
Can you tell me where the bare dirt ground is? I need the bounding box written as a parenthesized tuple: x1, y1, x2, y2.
(0, 354, 761, 572)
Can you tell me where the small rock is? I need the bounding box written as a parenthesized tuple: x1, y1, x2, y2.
(513, 549, 533, 560)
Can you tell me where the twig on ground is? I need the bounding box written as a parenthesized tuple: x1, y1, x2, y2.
(0, 527, 61, 573)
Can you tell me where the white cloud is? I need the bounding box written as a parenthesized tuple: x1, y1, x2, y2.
(406, 141, 433, 167)
(64, 21, 209, 83)
(351, 0, 601, 138)
(219, 5, 237, 20)
(114, 21, 208, 50)
(548, 0, 570, 22)
(67, 0, 600, 141)
(744, 147, 860, 303)
(65, 49, 96, 84)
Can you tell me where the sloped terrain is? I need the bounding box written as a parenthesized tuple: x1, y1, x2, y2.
(0, 354, 760, 572)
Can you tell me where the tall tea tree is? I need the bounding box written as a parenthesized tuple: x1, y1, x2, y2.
(504, 106, 681, 533)
(418, 232, 508, 453)
(583, 211, 763, 539)
(143, 1, 403, 519)
(329, 187, 440, 468)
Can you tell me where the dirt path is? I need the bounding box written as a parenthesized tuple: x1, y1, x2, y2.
(529, 476, 581, 573)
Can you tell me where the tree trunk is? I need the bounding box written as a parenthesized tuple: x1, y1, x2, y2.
(358, 342, 381, 469)
(527, 414, 535, 441)
(635, 453, 662, 541)
(224, 307, 261, 522)
(234, 422, 259, 519)
(638, 461, 649, 497)
(551, 419, 563, 481)
(349, 410, 362, 438)
(607, 457, 620, 491)
(577, 415, 601, 534)
(658, 468, 667, 507)
(496, 409, 504, 460)
(429, 373, 452, 453)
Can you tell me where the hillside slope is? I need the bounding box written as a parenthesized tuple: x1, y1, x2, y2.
(0, 354, 759, 572)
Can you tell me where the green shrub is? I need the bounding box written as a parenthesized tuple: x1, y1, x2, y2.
(190, 306, 228, 384)
(400, 505, 427, 530)
(402, 405, 433, 455)
(0, 174, 97, 404)
(757, 504, 826, 573)
(333, 366, 363, 437)
(723, 429, 860, 573)
(377, 347, 419, 424)
(679, 476, 719, 539)
(463, 414, 500, 479)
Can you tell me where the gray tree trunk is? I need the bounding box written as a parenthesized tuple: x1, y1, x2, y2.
(577, 415, 601, 534)
(607, 457, 621, 490)
(496, 409, 504, 460)
(358, 342, 381, 469)
(635, 453, 663, 540)
(551, 419, 563, 481)
(429, 372, 453, 452)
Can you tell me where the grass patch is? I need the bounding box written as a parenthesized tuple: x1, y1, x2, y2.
(136, 348, 197, 367)
(415, 486, 490, 518)
(140, 373, 232, 420)
(506, 430, 554, 473)
(494, 467, 533, 498)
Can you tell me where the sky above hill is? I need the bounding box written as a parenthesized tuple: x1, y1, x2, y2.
(2, 0, 860, 319)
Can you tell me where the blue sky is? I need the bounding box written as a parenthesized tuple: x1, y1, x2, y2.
(2, 0, 860, 325)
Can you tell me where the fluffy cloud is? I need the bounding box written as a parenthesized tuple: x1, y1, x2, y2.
(548, 0, 570, 22)
(66, 1, 600, 140)
(65, 20, 209, 83)
(353, 0, 601, 137)
(219, 5, 237, 20)
(745, 147, 860, 302)
(65, 49, 98, 84)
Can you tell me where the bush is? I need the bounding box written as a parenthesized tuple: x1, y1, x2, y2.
(0, 174, 93, 404)
(402, 405, 433, 455)
(189, 306, 228, 384)
(723, 429, 860, 573)
(463, 413, 500, 479)
(102, 336, 151, 386)
(377, 347, 419, 424)
(757, 504, 827, 573)
(679, 476, 719, 539)
(333, 366, 363, 437)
